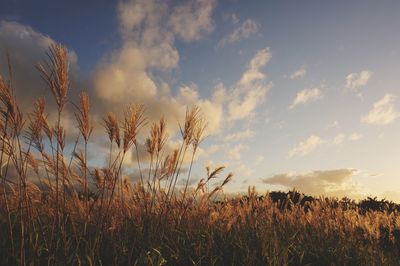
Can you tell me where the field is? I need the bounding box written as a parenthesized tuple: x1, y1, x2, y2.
(1, 44, 400, 265)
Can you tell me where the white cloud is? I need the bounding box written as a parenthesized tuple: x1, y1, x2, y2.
(228, 48, 272, 121)
(218, 19, 258, 47)
(263, 169, 359, 198)
(225, 129, 254, 142)
(289, 87, 322, 109)
(345, 70, 372, 91)
(361, 94, 399, 125)
(290, 65, 306, 80)
(288, 135, 324, 157)
(227, 144, 248, 160)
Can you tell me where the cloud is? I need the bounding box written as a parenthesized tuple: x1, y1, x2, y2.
(93, 0, 224, 136)
(290, 65, 306, 80)
(289, 87, 322, 109)
(169, 0, 215, 42)
(237, 48, 271, 88)
(345, 70, 372, 91)
(348, 133, 362, 141)
(228, 48, 272, 121)
(227, 144, 248, 160)
(0, 21, 83, 136)
(0, 0, 223, 166)
(225, 13, 240, 25)
(225, 129, 254, 142)
(263, 169, 359, 198)
(332, 133, 362, 145)
(333, 133, 345, 145)
(288, 135, 323, 157)
(325, 120, 339, 129)
(361, 94, 399, 125)
(218, 19, 258, 47)
(0, 21, 79, 107)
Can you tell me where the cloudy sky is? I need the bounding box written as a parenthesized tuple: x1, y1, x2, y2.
(1, 0, 400, 201)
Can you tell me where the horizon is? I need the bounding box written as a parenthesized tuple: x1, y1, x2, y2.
(1, 0, 400, 202)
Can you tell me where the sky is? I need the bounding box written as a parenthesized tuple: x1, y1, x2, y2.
(1, 0, 400, 201)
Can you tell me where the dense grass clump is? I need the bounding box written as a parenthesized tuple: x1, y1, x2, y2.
(1, 44, 400, 265)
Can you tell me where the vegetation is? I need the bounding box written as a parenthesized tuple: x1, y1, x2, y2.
(1, 44, 400, 265)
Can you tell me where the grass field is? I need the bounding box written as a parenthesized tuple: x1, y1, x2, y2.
(1, 44, 400, 265)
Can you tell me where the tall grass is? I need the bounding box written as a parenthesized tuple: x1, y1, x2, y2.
(0, 44, 400, 265)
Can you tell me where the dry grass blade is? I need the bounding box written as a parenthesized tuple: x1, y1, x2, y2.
(75, 92, 93, 142)
(180, 105, 201, 146)
(36, 43, 70, 111)
(26, 98, 50, 152)
(0, 75, 23, 135)
(122, 104, 146, 153)
(161, 149, 179, 180)
(207, 166, 226, 181)
(103, 112, 120, 147)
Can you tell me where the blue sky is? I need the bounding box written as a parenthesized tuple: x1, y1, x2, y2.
(1, 0, 400, 200)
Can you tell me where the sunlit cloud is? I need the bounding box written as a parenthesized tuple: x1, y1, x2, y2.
(263, 169, 360, 198)
(345, 70, 372, 91)
(290, 65, 306, 80)
(93, 0, 224, 138)
(228, 47, 272, 121)
(361, 94, 399, 125)
(289, 87, 323, 109)
(333, 133, 362, 145)
(288, 135, 324, 157)
(218, 18, 259, 47)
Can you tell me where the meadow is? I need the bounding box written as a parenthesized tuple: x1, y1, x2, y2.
(1, 44, 400, 265)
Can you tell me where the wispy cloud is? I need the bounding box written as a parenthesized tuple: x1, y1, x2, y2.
(333, 133, 346, 145)
(225, 129, 254, 141)
(288, 135, 324, 157)
(290, 65, 306, 80)
(332, 133, 362, 145)
(227, 144, 248, 160)
(218, 18, 258, 47)
(345, 70, 372, 91)
(349, 133, 363, 141)
(228, 47, 272, 121)
(361, 94, 399, 125)
(289, 88, 323, 109)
